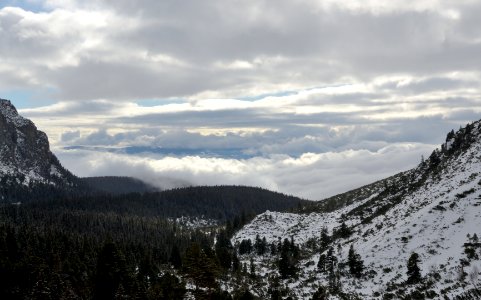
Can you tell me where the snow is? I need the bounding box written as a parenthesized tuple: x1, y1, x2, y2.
(231, 122, 481, 298)
(0, 99, 32, 127)
(0, 99, 70, 186)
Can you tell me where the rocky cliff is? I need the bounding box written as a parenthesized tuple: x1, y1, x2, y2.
(0, 99, 75, 185)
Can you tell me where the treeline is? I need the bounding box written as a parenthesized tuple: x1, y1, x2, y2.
(0, 201, 255, 299)
(0, 174, 86, 203)
(0, 185, 309, 299)
(0, 199, 217, 299)
(81, 176, 160, 195)
(26, 185, 309, 221)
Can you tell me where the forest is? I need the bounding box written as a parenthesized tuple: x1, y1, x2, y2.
(0, 184, 308, 299)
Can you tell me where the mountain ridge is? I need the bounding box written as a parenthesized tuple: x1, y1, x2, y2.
(231, 119, 481, 299)
(0, 98, 75, 186)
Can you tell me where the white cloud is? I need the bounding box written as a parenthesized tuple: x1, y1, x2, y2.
(2, 0, 481, 100)
(3, 0, 481, 199)
(55, 142, 435, 200)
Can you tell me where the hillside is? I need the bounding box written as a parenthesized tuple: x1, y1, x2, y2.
(33, 185, 310, 222)
(81, 176, 160, 195)
(231, 121, 481, 299)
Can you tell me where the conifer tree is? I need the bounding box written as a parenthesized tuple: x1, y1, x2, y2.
(406, 252, 422, 284)
(93, 242, 127, 300)
(311, 286, 328, 300)
(320, 227, 331, 252)
(347, 244, 364, 278)
(169, 244, 182, 269)
(279, 238, 298, 278)
(317, 254, 327, 273)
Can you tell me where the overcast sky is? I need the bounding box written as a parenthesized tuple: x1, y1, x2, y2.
(1, 0, 481, 199)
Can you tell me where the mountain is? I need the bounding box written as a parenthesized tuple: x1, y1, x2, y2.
(0, 99, 75, 185)
(81, 176, 161, 195)
(4, 96, 481, 298)
(231, 121, 481, 299)
(34, 185, 310, 222)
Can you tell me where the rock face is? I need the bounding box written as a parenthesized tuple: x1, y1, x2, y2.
(0, 99, 74, 184)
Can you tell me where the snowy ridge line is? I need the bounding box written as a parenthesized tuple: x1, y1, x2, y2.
(230, 120, 481, 299)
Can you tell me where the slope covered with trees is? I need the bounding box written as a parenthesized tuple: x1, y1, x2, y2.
(0, 185, 309, 299)
(81, 176, 160, 195)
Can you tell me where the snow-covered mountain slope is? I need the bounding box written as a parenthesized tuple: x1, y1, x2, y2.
(232, 121, 481, 299)
(0, 99, 75, 185)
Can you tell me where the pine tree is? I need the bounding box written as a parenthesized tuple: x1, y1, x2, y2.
(232, 253, 240, 273)
(169, 244, 182, 269)
(93, 242, 127, 300)
(311, 286, 328, 300)
(317, 254, 327, 273)
(348, 244, 364, 278)
(406, 252, 422, 284)
(254, 234, 267, 255)
(326, 247, 337, 273)
(337, 222, 352, 239)
(320, 227, 331, 252)
(183, 243, 219, 289)
(249, 258, 256, 278)
(279, 238, 298, 279)
(149, 273, 186, 300)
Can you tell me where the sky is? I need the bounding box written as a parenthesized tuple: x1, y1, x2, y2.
(1, 0, 481, 200)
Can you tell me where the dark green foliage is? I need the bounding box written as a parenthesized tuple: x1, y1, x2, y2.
(428, 150, 441, 170)
(148, 273, 186, 300)
(169, 244, 183, 269)
(0, 174, 85, 204)
(232, 253, 240, 273)
(446, 129, 455, 141)
(23, 185, 308, 222)
(319, 227, 331, 252)
(81, 176, 159, 195)
(407, 252, 422, 284)
(183, 242, 220, 289)
(210, 289, 234, 300)
(463, 233, 481, 261)
(311, 286, 328, 300)
(234, 289, 256, 300)
(348, 244, 364, 278)
(334, 222, 352, 239)
(254, 234, 268, 255)
(249, 257, 256, 278)
(278, 238, 299, 279)
(0, 197, 213, 298)
(215, 229, 234, 271)
(318, 247, 337, 275)
(93, 242, 128, 300)
(317, 253, 327, 273)
(239, 239, 253, 255)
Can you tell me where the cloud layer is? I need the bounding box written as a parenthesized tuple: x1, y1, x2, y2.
(55, 142, 435, 200)
(2, 1, 481, 100)
(2, 1, 481, 199)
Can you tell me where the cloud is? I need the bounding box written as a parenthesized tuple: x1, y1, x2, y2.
(55, 142, 435, 200)
(3, 1, 481, 199)
(2, 1, 481, 100)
